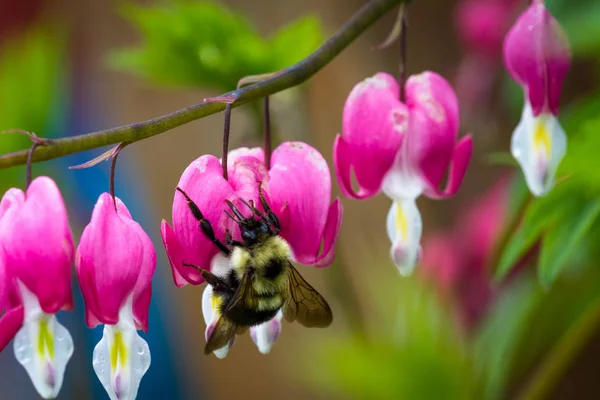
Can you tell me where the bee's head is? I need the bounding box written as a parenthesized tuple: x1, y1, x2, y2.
(224, 199, 277, 246)
(239, 219, 271, 245)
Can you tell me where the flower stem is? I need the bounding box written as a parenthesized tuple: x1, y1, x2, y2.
(398, 5, 408, 102)
(25, 142, 42, 190)
(109, 142, 129, 211)
(515, 294, 600, 400)
(0, 0, 411, 170)
(263, 97, 272, 170)
(222, 104, 232, 181)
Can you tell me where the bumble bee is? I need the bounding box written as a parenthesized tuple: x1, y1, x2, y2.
(176, 184, 333, 354)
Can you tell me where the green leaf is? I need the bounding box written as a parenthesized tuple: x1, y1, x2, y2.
(109, 2, 323, 92)
(269, 16, 323, 70)
(474, 276, 541, 400)
(559, 1, 600, 57)
(538, 199, 600, 286)
(495, 183, 576, 281)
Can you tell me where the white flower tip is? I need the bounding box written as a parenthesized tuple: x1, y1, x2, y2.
(250, 311, 282, 355)
(13, 315, 73, 399)
(213, 346, 231, 359)
(511, 103, 566, 197)
(93, 325, 151, 400)
(386, 199, 423, 277)
(390, 245, 418, 277)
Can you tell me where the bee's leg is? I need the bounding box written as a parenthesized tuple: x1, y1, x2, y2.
(176, 187, 231, 255)
(225, 229, 243, 247)
(201, 269, 235, 292)
(184, 263, 234, 292)
(257, 182, 280, 233)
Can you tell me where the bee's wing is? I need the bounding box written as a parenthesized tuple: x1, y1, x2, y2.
(283, 263, 333, 328)
(223, 269, 254, 315)
(204, 317, 237, 355)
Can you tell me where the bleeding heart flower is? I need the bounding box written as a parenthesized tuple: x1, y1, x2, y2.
(76, 193, 155, 400)
(504, 0, 571, 196)
(0, 177, 74, 399)
(334, 71, 472, 276)
(161, 142, 342, 357)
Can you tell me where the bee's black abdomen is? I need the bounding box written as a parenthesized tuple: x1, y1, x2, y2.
(225, 306, 279, 326)
(263, 259, 284, 280)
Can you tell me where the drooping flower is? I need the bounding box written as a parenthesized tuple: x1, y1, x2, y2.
(76, 193, 156, 400)
(334, 71, 472, 276)
(503, 0, 571, 196)
(0, 177, 74, 399)
(161, 142, 342, 357)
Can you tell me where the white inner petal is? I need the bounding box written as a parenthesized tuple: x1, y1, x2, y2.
(386, 198, 423, 276)
(92, 296, 151, 400)
(250, 310, 283, 354)
(511, 100, 567, 197)
(381, 146, 424, 200)
(13, 282, 73, 399)
(202, 284, 232, 359)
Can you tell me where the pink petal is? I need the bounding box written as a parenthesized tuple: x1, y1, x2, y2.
(170, 155, 235, 282)
(0, 177, 74, 314)
(130, 218, 156, 332)
(0, 188, 24, 220)
(0, 305, 23, 352)
(160, 220, 193, 287)
(334, 73, 407, 199)
(269, 142, 342, 266)
(308, 199, 344, 268)
(76, 193, 142, 327)
(423, 135, 473, 199)
(133, 285, 152, 332)
(227, 155, 270, 218)
(406, 71, 460, 139)
(400, 72, 471, 197)
(503, 0, 571, 115)
(0, 249, 7, 314)
(226, 147, 265, 166)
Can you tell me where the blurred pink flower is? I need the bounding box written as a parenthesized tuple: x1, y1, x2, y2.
(333, 71, 472, 275)
(76, 193, 155, 400)
(161, 142, 342, 356)
(421, 178, 508, 328)
(454, 0, 520, 116)
(0, 177, 74, 399)
(504, 0, 571, 196)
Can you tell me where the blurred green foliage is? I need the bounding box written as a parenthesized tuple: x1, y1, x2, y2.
(0, 26, 65, 191)
(310, 274, 476, 399)
(109, 1, 323, 92)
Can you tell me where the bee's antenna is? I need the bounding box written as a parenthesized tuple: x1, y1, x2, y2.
(224, 210, 239, 222)
(239, 198, 255, 213)
(225, 199, 246, 221)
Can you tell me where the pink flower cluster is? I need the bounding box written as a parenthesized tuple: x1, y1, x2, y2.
(0, 177, 155, 399)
